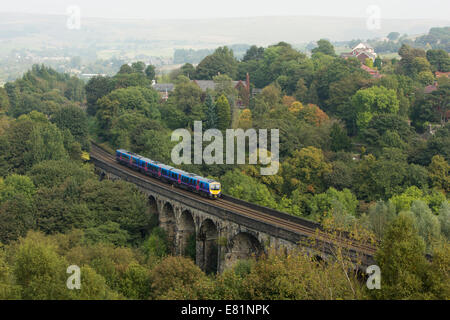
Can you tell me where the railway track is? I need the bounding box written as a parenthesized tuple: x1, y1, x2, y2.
(90, 143, 377, 257)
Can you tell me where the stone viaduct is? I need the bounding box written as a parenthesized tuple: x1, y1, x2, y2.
(91, 154, 374, 273)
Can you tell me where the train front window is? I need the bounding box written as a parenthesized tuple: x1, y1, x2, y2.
(210, 183, 221, 190)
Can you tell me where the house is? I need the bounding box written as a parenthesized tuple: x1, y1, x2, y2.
(436, 71, 450, 79)
(341, 42, 377, 64)
(360, 64, 382, 79)
(192, 73, 253, 108)
(152, 82, 175, 101)
(424, 83, 438, 94)
(151, 73, 262, 106)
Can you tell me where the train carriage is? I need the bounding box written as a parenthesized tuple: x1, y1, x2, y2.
(115, 149, 221, 198)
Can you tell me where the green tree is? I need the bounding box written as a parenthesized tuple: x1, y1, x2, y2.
(204, 94, 218, 129)
(195, 46, 238, 80)
(428, 155, 450, 193)
(13, 231, 71, 299)
(351, 86, 400, 131)
(0, 87, 10, 114)
(387, 32, 400, 41)
(282, 146, 332, 194)
(312, 39, 336, 56)
(85, 76, 115, 116)
(51, 105, 89, 149)
(149, 256, 215, 299)
(367, 201, 396, 239)
(426, 49, 450, 72)
(330, 122, 351, 152)
(373, 212, 428, 299)
(216, 94, 231, 131)
(131, 61, 146, 73)
(145, 64, 156, 80)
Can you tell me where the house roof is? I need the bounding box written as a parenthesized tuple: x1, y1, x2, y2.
(152, 83, 175, 92)
(361, 64, 382, 78)
(352, 42, 374, 51)
(192, 80, 247, 92)
(436, 71, 450, 78)
(424, 84, 438, 93)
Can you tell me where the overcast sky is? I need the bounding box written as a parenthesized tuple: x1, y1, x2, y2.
(1, 0, 449, 20)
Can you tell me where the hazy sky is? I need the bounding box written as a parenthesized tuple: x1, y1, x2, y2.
(1, 0, 449, 20)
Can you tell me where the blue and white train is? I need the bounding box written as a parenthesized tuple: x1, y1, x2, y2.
(115, 149, 221, 198)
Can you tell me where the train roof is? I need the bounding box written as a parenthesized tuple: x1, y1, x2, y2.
(117, 149, 141, 157)
(117, 149, 220, 185)
(159, 163, 174, 170)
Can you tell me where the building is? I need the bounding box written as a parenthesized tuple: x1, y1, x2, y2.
(341, 42, 377, 64)
(152, 73, 261, 107)
(152, 82, 175, 101)
(436, 71, 450, 79)
(360, 64, 382, 79)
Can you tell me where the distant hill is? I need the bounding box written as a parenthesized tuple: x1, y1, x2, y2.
(0, 12, 449, 52)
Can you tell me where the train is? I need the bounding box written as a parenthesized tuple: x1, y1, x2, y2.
(115, 149, 222, 199)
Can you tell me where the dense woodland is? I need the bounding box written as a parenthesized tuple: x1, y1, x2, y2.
(0, 32, 449, 299)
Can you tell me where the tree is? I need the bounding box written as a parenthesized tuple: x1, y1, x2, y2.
(243, 45, 265, 62)
(364, 58, 374, 68)
(409, 200, 441, 250)
(79, 179, 151, 245)
(25, 121, 69, 166)
(145, 64, 156, 80)
(237, 108, 252, 129)
(438, 201, 450, 239)
(28, 159, 95, 189)
(374, 56, 382, 69)
(141, 227, 168, 260)
(397, 44, 427, 77)
(221, 169, 278, 209)
(204, 94, 217, 129)
(195, 46, 238, 80)
(179, 63, 195, 79)
(428, 155, 450, 193)
(350, 86, 400, 131)
(131, 61, 146, 73)
(0, 87, 11, 114)
(387, 32, 400, 41)
(51, 105, 89, 150)
(13, 231, 71, 299)
(218, 247, 367, 300)
(173, 80, 203, 115)
(85, 76, 115, 116)
(312, 39, 336, 57)
(0, 193, 35, 243)
(330, 122, 351, 152)
(426, 49, 450, 72)
(373, 212, 428, 299)
(0, 174, 35, 202)
(213, 74, 236, 99)
(118, 64, 133, 74)
(0, 248, 20, 299)
(215, 94, 231, 131)
(282, 146, 332, 194)
(367, 201, 396, 239)
(149, 256, 215, 299)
